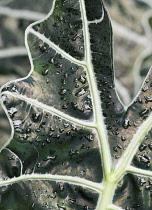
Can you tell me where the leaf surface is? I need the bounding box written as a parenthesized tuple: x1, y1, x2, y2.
(0, 0, 152, 209)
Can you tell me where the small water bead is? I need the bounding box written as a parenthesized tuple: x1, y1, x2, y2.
(83, 205, 89, 210)
(62, 104, 68, 109)
(37, 163, 41, 168)
(57, 204, 66, 210)
(139, 144, 147, 152)
(39, 44, 48, 53)
(61, 78, 66, 86)
(66, 131, 71, 136)
(139, 108, 149, 117)
(85, 134, 94, 142)
(79, 170, 85, 176)
(142, 85, 149, 92)
(1, 95, 7, 104)
(122, 118, 130, 129)
(32, 113, 41, 122)
(115, 155, 120, 159)
(145, 96, 152, 103)
(53, 134, 60, 140)
(133, 122, 138, 127)
(68, 149, 79, 158)
(139, 154, 150, 164)
(58, 183, 64, 192)
(48, 57, 55, 64)
(45, 138, 51, 144)
(59, 128, 64, 133)
(10, 85, 18, 92)
(13, 119, 22, 128)
(26, 128, 32, 134)
(63, 123, 69, 128)
(149, 180, 152, 185)
(148, 143, 152, 150)
(43, 156, 57, 161)
(8, 107, 18, 118)
(113, 147, 118, 152)
(49, 126, 55, 132)
(81, 144, 90, 150)
(113, 145, 122, 152)
(138, 177, 147, 186)
(20, 134, 29, 140)
(71, 102, 78, 110)
(42, 69, 49, 76)
(54, 62, 62, 68)
(78, 75, 86, 84)
(75, 88, 87, 97)
(138, 97, 142, 103)
(58, 88, 67, 96)
(71, 124, 77, 131)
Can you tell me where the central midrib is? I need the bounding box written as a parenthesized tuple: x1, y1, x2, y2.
(79, 0, 112, 177)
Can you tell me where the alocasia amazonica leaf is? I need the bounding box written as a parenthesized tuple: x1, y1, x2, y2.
(0, 0, 152, 209)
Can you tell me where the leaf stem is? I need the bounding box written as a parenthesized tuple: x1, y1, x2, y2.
(2, 91, 95, 128)
(0, 174, 103, 192)
(127, 166, 152, 177)
(79, 0, 112, 177)
(97, 180, 115, 210)
(114, 113, 152, 180)
(29, 29, 86, 67)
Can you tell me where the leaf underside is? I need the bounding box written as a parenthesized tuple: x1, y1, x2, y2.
(0, 0, 152, 209)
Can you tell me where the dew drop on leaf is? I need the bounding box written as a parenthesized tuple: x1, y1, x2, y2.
(8, 107, 17, 118)
(122, 118, 130, 129)
(32, 113, 41, 122)
(139, 108, 149, 117)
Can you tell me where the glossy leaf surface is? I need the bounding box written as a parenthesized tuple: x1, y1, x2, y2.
(0, 0, 152, 209)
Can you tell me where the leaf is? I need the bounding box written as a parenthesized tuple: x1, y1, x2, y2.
(0, 0, 152, 209)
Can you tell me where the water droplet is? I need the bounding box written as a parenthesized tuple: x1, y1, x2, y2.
(62, 104, 68, 109)
(68, 149, 79, 158)
(71, 102, 78, 110)
(11, 85, 18, 92)
(8, 107, 17, 118)
(32, 113, 41, 122)
(83, 205, 89, 210)
(26, 128, 31, 133)
(148, 143, 152, 150)
(55, 62, 62, 68)
(13, 119, 22, 128)
(66, 131, 71, 136)
(137, 97, 142, 103)
(122, 118, 130, 129)
(113, 146, 118, 152)
(139, 144, 147, 152)
(63, 123, 69, 128)
(45, 138, 51, 143)
(145, 96, 152, 103)
(44, 156, 56, 161)
(42, 69, 49, 76)
(39, 44, 48, 53)
(58, 183, 64, 191)
(57, 204, 66, 210)
(59, 128, 64, 133)
(142, 86, 148, 92)
(75, 88, 86, 97)
(85, 134, 94, 142)
(78, 76, 86, 84)
(59, 88, 66, 95)
(139, 155, 150, 164)
(139, 108, 149, 117)
(49, 126, 55, 132)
